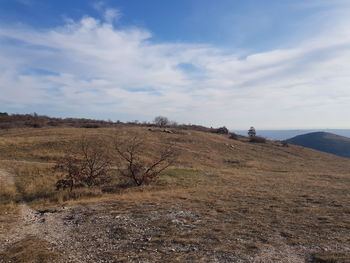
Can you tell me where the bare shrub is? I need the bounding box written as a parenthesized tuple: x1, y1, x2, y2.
(249, 136, 266, 143)
(153, 116, 169, 127)
(79, 137, 112, 186)
(114, 136, 178, 186)
(54, 155, 83, 191)
(281, 141, 289, 147)
(81, 124, 101, 128)
(212, 126, 229, 134)
(54, 136, 112, 191)
(47, 120, 59, 126)
(229, 132, 238, 140)
(0, 123, 13, 129)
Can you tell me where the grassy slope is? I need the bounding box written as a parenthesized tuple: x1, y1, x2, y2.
(0, 127, 350, 262)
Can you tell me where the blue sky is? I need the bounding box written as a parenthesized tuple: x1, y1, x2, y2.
(0, 0, 336, 50)
(1, 0, 350, 128)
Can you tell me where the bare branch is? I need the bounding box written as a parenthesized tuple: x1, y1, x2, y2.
(113, 135, 178, 186)
(54, 135, 112, 191)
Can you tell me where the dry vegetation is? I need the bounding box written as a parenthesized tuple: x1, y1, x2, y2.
(0, 126, 350, 262)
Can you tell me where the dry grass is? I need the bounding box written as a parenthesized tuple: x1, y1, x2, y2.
(0, 236, 59, 263)
(13, 165, 57, 202)
(0, 182, 18, 204)
(0, 202, 19, 229)
(0, 127, 350, 262)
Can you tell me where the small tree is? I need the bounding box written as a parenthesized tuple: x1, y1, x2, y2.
(114, 136, 177, 186)
(54, 136, 112, 191)
(248, 127, 256, 137)
(79, 136, 112, 186)
(153, 116, 169, 127)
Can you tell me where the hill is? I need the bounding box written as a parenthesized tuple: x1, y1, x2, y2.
(234, 129, 350, 140)
(1, 127, 350, 262)
(285, 131, 350, 158)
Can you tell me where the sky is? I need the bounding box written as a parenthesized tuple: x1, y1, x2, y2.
(0, 0, 350, 129)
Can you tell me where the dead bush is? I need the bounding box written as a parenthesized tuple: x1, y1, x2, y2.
(212, 126, 229, 134)
(153, 116, 170, 127)
(249, 136, 266, 143)
(54, 136, 112, 191)
(0, 123, 12, 129)
(81, 123, 101, 128)
(229, 132, 238, 140)
(54, 155, 83, 191)
(281, 141, 289, 147)
(114, 136, 178, 186)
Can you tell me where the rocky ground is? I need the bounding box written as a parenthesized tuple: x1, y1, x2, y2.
(1, 200, 310, 263)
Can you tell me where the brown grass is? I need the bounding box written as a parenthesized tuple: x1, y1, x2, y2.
(13, 165, 57, 202)
(0, 182, 18, 204)
(0, 126, 350, 262)
(0, 236, 59, 263)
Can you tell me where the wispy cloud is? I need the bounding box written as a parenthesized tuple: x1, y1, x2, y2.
(92, 1, 121, 24)
(1, 4, 350, 128)
(103, 8, 121, 24)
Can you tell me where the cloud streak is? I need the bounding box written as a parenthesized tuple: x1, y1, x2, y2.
(1, 4, 350, 128)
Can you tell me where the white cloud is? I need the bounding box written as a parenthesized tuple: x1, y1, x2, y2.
(1, 5, 350, 128)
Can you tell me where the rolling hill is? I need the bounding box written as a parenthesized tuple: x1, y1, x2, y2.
(1, 127, 350, 262)
(285, 131, 350, 158)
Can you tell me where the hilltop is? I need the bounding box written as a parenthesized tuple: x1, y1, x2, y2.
(0, 126, 350, 262)
(0, 112, 227, 134)
(285, 131, 350, 158)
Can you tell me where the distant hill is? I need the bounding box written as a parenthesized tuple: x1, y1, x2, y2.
(285, 132, 350, 158)
(233, 129, 350, 140)
(0, 112, 233, 135)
